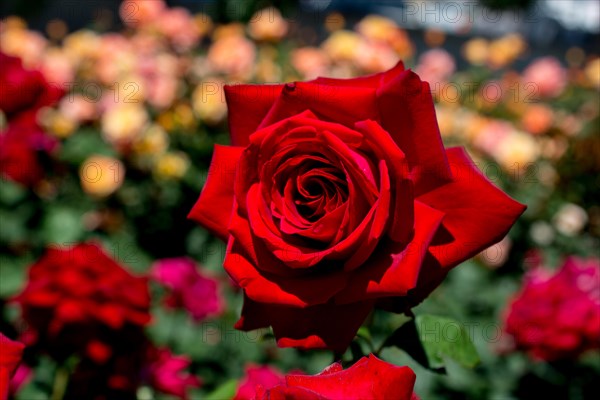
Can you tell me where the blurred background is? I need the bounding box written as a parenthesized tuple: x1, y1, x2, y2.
(1, 0, 599, 399)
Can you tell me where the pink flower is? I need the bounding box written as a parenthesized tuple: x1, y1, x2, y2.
(148, 348, 200, 399)
(415, 49, 456, 86)
(151, 258, 224, 321)
(234, 364, 285, 400)
(503, 256, 600, 361)
(522, 57, 567, 98)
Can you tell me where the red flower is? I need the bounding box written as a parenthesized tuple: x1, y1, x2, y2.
(151, 257, 224, 321)
(12, 243, 151, 363)
(148, 348, 201, 399)
(234, 364, 285, 400)
(0, 52, 63, 185)
(189, 62, 526, 351)
(252, 355, 415, 400)
(0, 333, 24, 400)
(504, 256, 600, 361)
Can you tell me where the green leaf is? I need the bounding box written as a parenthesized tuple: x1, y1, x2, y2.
(41, 207, 83, 244)
(204, 379, 238, 400)
(383, 314, 480, 373)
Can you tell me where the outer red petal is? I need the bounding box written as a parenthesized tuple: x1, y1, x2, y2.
(310, 60, 405, 88)
(257, 82, 379, 130)
(376, 70, 453, 195)
(234, 295, 374, 352)
(224, 84, 284, 146)
(285, 354, 415, 400)
(187, 145, 243, 241)
(419, 147, 527, 270)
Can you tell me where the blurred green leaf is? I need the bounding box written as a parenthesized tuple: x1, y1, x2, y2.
(383, 315, 480, 373)
(203, 379, 238, 400)
(41, 207, 83, 244)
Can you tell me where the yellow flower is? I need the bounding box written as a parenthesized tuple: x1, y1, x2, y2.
(101, 104, 148, 145)
(322, 30, 361, 62)
(192, 79, 227, 125)
(494, 131, 540, 168)
(488, 34, 526, 69)
(132, 124, 169, 156)
(462, 38, 488, 66)
(154, 152, 189, 179)
(79, 155, 125, 197)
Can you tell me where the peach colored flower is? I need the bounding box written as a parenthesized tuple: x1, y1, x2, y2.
(291, 47, 330, 80)
(521, 104, 554, 135)
(354, 40, 399, 73)
(207, 36, 255, 80)
(119, 0, 165, 28)
(248, 7, 288, 42)
(80, 155, 125, 197)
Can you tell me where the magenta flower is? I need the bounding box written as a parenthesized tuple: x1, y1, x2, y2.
(149, 348, 200, 399)
(151, 258, 224, 321)
(233, 364, 285, 400)
(504, 256, 600, 361)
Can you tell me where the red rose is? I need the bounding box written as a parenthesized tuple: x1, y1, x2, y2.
(253, 354, 415, 400)
(503, 256, 600, 361)
(12, 243, 151, 363)
(0, 333, 24, 400)
(0, 52, 63, 186)
(189, 62, 526, 351)
(0, 52, 62, 117)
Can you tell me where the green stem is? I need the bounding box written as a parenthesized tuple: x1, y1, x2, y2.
(50, 367, 69, 400)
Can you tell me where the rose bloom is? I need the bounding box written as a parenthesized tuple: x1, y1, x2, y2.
(354, 40, 400, 73)
(12, 243, 151, 363)
(291, 48, 330, 80)
(234, 364, 285, 400)
(252, 355, 416, 400)
(188, 62, 526, 351)
(0, 21, 47, 68)
(153, 152, 190, 180)
(119, 0, 165, 28)
(79, 155, 125, 197)
(415, 49, 456, 87)
(521, 104, 554, 135)
(248, 7, 288, 42)
(522, 57, 567, 98)
(101, 103, 148, 145)
(151, 257, 224, 321)
(192, 79, 228, 125)
(157, 7, 201, 52)
(503, 256, 600, 361)
(207, 35, 256, 80)
(0, 51, 63, 185)
(0, 333, 24, 400)
(147, 348, 201, 399)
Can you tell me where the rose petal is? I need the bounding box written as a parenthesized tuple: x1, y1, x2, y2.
(234, 295, 374, 352)
(335, 201, 444, 304)
(224, 84, 284, 146)
(419, 147, 527, 270)
(376, 70, 453, 195)
(188, 144, 243, 240)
